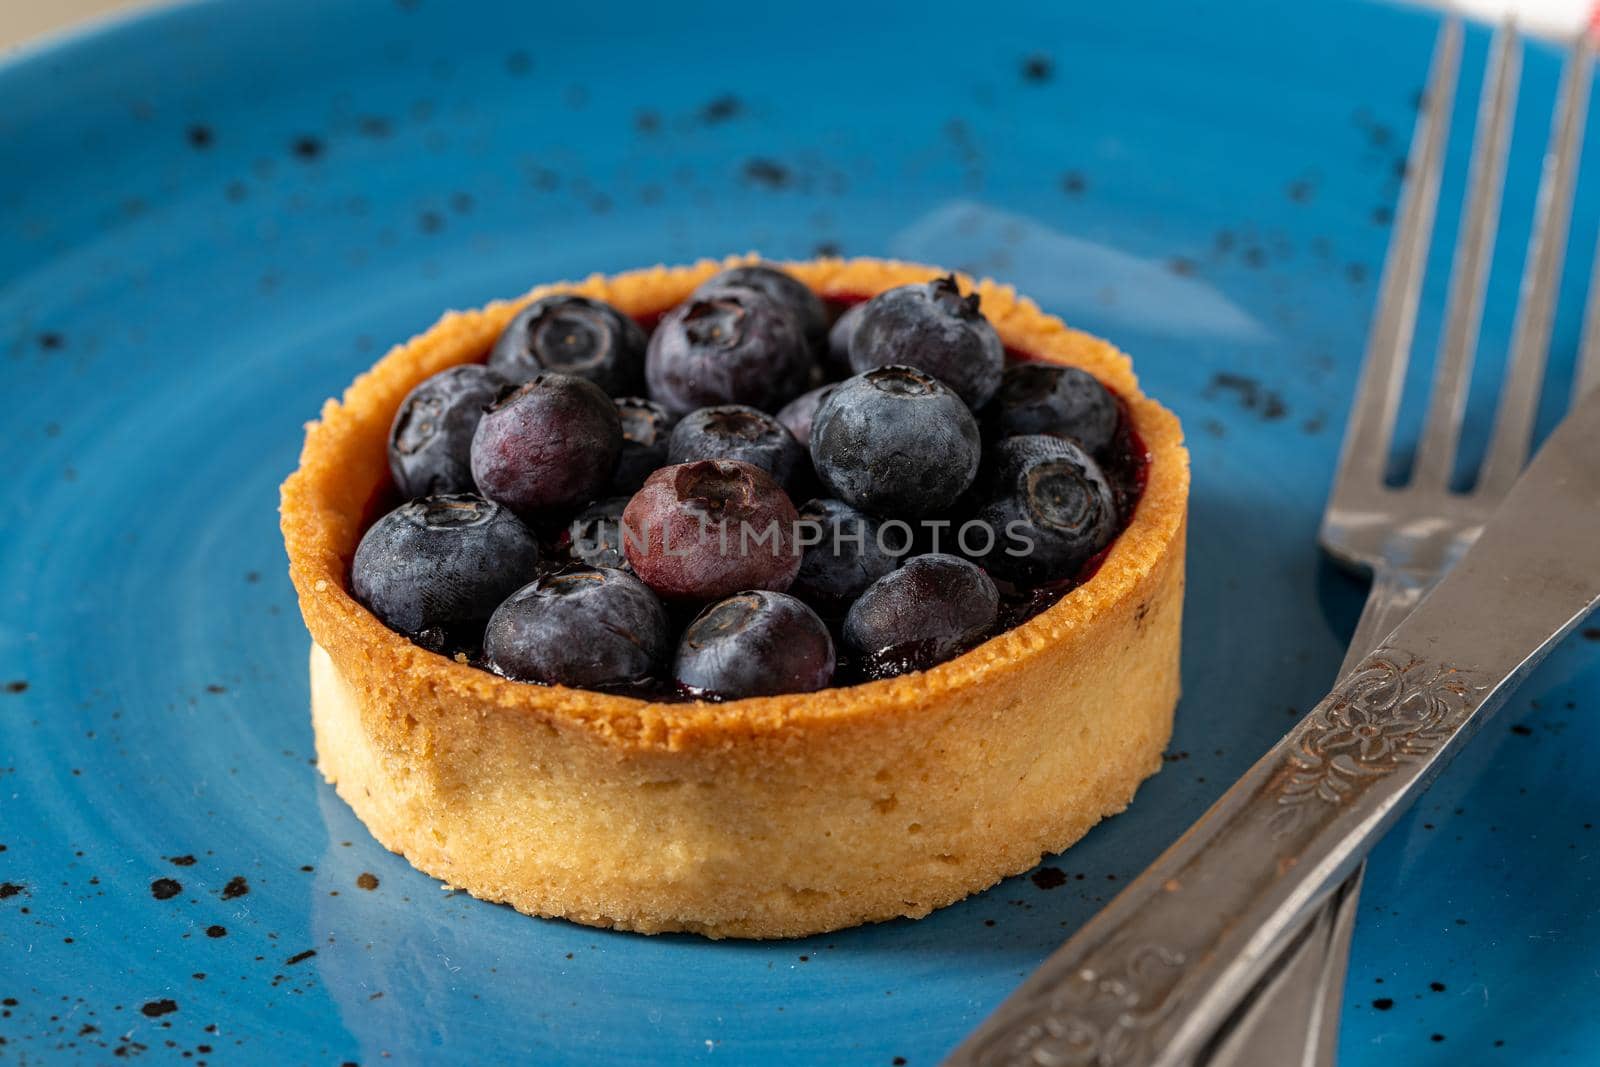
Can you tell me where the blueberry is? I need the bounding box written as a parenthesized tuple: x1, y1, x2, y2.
(824, 301, 867, 377)
(611, 396, 674, 494)
(810, 366, 980, 517)
(971, 435, 1117, 583)
(387, 364, 507, 498)
(352, 494, 540, 645)
(471, 373, 622, 514)
(488, 294, 647, 396)
(775, 384, 836, 448)
(484, 567, 670, 689)
(675, 591, 835, 698)
(622, 460, 800, 600)
(693, 263, 827, 351)
(568, 496, 632, 571)
(988, 363, 1120, 455)
(792, 498, 903, 611)
(848, 276, 1003, 408)
(842, 554, 998, 676)
(667, 405, 805, 488)
(645, 287, 813, 415)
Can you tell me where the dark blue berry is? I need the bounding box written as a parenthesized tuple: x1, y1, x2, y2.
(352, 494, 540, 644)
(694, 263, 827, 351)
(610, 396, 674, 494)
(387, 364, 507, 498)
(842, 554, 998, 676)
(488, 294, 646, 396)
(645, 287, 812, 415)
(776, 384, 835, 447)
(471, 373, 622, 514)
(667, 405, 804, 488)
(988, 363, 1119, 455)
(792, 498, 903, 611)
(622, 460, 800, 600)
(971, 435, 1116, 583)
(675, 591, 835, 697)
(848, 276, 1003, 408)
(810, 366, 980, 517)
(567, 496, 632, 571)
(484, 567, 670, 688)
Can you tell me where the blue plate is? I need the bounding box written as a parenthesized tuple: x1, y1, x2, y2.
(3, 1, 1598, 1062)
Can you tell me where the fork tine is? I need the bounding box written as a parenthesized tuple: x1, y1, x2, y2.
(1334, 20, 1461, 491)
(1476, 32, 1595, 498)
(1412, 24, 1521, 490)
(1573, 236, 1600, 403)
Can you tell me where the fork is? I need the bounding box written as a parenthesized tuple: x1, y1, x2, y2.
(1199, 19, 1597, 1067)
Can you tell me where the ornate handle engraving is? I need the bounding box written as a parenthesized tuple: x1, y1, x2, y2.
(970, 944, 1186, 1067)
(958, 649, 1486, 1067)
(1270, 648, 1484, 835)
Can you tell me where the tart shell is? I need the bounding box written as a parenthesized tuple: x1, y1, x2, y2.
(281, 256, 1188, 939)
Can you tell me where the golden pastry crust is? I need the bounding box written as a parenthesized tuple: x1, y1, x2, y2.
(281, 256, 1189, 938)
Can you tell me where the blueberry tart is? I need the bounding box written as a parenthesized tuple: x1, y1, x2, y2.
(280, 257, 1188, 938)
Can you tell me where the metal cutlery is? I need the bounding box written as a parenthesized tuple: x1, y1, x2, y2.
(948, 18, 1600, 1067)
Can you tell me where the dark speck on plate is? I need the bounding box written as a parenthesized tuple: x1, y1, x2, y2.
(1060, 171, 1086, 196)
(1372, 997, 1394, 1010)
(186, 124, 214, 149)
(150, 878, 182, 900)
(356, 872, 379, 891)
(743, 159, 790, 189)
(699, 94, 741, 124)
(1029, 867, 1067, 890)
(220, 875, 250, 900)
(0, 882, 23, 899)
(4, 680, 26, 694)
(37, 332, 64, 351)
(1510, 724, 1532, 736)
(291, 135, 324, 161)
(504, 50, 531, 75)
(1020, 54, 1053, 82)
(205, 925, 227, 938)
(140, 998, 178, 1018)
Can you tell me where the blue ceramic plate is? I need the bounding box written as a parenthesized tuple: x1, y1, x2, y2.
(3, 1, 1598, 1062)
